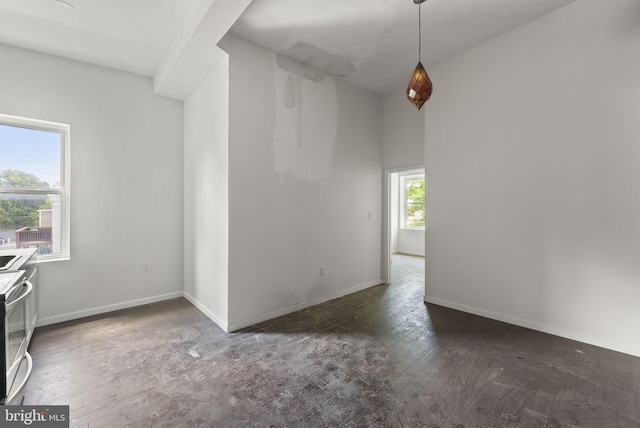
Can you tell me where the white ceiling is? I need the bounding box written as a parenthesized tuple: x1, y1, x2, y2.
(230, 0, 576, 94)
(0, 0, 576, 96)
(0, 0, 199, 76)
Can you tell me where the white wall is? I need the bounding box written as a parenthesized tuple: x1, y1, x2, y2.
(222, 35, 383, 330)
(183, 54, 230, 329)
(382, 90, 424, 170)
(0, 44, 184, 325)
(382, 90, 425, 280)
(398, 229, 425, 257)
(425, 0, 640, 357)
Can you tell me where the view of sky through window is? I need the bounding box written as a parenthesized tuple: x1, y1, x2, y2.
(0, 124, 61, 188)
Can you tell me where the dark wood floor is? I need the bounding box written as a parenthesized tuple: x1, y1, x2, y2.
(24, 254, 640, 427)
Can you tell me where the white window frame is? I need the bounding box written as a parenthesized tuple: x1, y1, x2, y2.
(0, 113, 70, 262)
(400, 173, 425, 230)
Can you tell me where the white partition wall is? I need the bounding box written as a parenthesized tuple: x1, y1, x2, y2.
(222, 35, 383, 331)
(424, 0, 640, 357)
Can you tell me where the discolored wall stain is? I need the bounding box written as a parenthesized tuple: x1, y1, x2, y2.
(273, 52, 339, 181)
(276, 54, 326, 83)
(282, 41, 356, 79)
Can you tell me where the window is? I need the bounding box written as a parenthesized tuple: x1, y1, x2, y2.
(0, 114, 70, 261)
(401, 174, 425, 229)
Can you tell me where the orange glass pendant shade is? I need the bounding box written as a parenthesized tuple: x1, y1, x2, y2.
(406, 61, 432, 110)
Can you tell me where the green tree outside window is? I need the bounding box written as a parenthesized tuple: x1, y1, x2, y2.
(0, 170, 51, 231)
(405, 177, 425, 228)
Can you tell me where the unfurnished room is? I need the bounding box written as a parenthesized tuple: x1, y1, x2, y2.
(0, 0, 639, 426)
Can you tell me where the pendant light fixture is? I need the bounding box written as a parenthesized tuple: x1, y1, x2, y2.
(406, 0, 432, 110)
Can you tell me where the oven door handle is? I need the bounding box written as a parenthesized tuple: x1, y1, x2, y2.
(5, 352, 33, 404)
(6, 280, 33, 313)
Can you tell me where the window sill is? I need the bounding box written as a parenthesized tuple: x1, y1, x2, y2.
(36, 256, 70, 264)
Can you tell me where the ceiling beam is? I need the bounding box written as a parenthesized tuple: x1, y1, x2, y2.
(153, 0, 252, 100)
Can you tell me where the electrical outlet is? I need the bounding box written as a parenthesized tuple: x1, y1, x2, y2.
(320, 267, 326, 277)
(142, 261, 151, 272)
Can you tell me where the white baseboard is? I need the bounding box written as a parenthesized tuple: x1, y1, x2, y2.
(424, 295, 640, 358)
(36, 280, 382, 334)
(226, 279, 383, 332)
(394, 251, 425, 257)
(37, 291, 184, 327)
(182, 291, 228, 332)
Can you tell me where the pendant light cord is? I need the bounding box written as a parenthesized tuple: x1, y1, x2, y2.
(418, 2, 422, 62)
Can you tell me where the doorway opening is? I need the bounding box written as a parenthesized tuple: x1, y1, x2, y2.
(383, 166, 425, 285)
